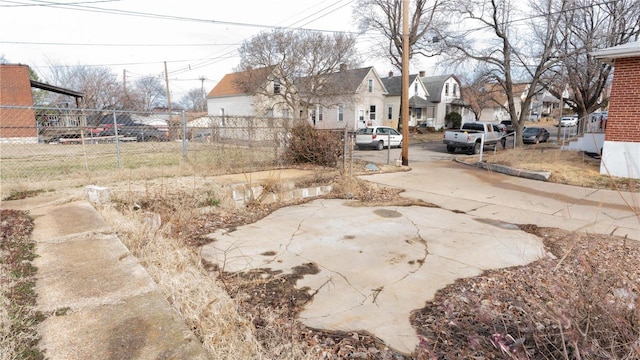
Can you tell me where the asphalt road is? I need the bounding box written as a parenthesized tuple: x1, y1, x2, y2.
(352, 122, 580, 164)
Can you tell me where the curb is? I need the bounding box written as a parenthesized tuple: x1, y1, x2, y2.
(455, 158, 551, 181)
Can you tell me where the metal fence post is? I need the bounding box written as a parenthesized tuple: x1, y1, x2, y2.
(181, 110, 188, 160)
(113, 110, 122, 168)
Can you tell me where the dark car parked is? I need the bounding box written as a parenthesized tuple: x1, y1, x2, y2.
(99, 124, 168, 142)
(500, 120, 515, 135)
(522, 127, 550, 144)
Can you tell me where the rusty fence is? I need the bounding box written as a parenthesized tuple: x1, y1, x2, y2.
(0, 106, 326, 197)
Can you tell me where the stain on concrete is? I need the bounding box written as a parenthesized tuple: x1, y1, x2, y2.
(373, 209, 402, 218)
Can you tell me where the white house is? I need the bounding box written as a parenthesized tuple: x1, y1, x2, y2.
(206, 66, 294, 118)
(421, 74, 466, 129)
(299, 66, 389, 131)
(381, 71, 430, 128)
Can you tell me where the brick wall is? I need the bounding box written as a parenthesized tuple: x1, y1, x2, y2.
(605, 57, 640, 143)
(0, 64, 37, 138)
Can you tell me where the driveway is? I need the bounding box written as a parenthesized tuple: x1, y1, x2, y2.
(200, 146, 638, 354)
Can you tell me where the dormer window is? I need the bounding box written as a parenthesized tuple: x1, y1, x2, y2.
(273, 80, 281, 94)
(453, 83, 458, 96)
(445, 83, 450, 96)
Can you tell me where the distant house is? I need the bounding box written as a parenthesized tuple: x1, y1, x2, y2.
(592, 40, 640, 179)
(381, 71, 430, 128)
(421, 74, 467, 129)
(301, 66, 388, 131)
(0, 64, 84, 144)
(477, 83, 559, 123)
(206, 66, 294, 118)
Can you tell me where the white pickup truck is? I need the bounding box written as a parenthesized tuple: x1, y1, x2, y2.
(443, 122, 506, 154)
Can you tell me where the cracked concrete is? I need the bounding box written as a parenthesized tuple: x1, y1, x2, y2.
(200, 199, 546, 354)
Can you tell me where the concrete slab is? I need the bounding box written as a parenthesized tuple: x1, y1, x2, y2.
(38, 292, 207, 360)
(20, 199, 210, 360)
(34, 233, 156, 310)
(31, 201, 111, 241)
(365, 161, 640, 241)
(200, 199, 545, 354)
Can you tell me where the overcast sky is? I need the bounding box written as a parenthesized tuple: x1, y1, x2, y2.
(0, 0, 437, 100)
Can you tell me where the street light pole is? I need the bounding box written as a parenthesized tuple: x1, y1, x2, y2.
(401, 0, 410, 166)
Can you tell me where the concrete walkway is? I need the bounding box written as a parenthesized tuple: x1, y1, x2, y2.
(1, 192, 209, 360)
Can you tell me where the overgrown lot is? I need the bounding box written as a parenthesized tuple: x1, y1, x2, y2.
(2, 134, 638, 359)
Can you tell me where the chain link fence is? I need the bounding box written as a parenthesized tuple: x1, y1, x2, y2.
(1, 106, 326, 197)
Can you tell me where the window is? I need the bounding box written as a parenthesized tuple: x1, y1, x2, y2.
(387, 104, 393, 120)
(445, 83, 450, 96)
(358, 110, 365, 122)
(415, 107, 422, 119)
(414, 82, 418, 94)
(273, 80, 280, 94)
(369, 105, 376, 120)
(318, 106, 323, 121)
(453, 83, 458, 96)
(368, 79, 374, 92)
(338, 104, 344, 122)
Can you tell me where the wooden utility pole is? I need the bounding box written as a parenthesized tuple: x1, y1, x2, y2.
(199, 76, 206, 112)
(401, 0, 410, 165)
(164, 62, 173, 137)
(123, 69, 128, 110)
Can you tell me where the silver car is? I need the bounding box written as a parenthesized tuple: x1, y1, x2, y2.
(355, 126, 403, 150)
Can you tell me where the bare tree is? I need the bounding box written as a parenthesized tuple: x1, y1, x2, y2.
(236, 29, 360, 118)
(130, 75, 166, 112)
(45, 64, 122, 110)
(354, 0, 446, 70)
(460, 71, 497, 121)
(540, 0, 640, 120)
(440, 0, 564, 146)
(180, 88, 207, 112)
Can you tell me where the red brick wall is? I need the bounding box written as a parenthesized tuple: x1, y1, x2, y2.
(0, 64, 37, 138)
(605, 57, 640, 143)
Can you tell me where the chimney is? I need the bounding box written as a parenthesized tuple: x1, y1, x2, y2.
(339, 63, 347, 72)
(419, 70, 425, 77)
(389, 70, 394, 78)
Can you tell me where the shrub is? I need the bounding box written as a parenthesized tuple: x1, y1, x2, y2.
(446, 111, 462, 129)
(282, 123, 343, 167)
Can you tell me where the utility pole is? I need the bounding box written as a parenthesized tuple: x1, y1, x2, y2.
(199, 76, 206, 112)
(164, 62, 173, 137)
(401, 0, 410, 166)
(123, 69, 128, 110)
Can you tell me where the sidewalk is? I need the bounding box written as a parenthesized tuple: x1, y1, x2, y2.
(364, 160, 639, 241)
(1, 191, 209, 359)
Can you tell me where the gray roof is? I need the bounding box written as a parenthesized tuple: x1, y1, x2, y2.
(381, 74, 420, 96)
(408, 96, 431, 108)
(421, 74, 457, 103)
(296, 66, 377, 96)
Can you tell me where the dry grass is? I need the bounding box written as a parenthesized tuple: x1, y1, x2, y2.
(98, 201, 269, 359)
(412, 226, 640, 359)
(471, 145, 637, 192)
(0, 210, 45, 360)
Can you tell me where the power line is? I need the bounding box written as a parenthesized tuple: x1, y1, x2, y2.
(0, 40, 239, 47)
(0, 0, 119, 7)
(11, 0, 354, 33)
